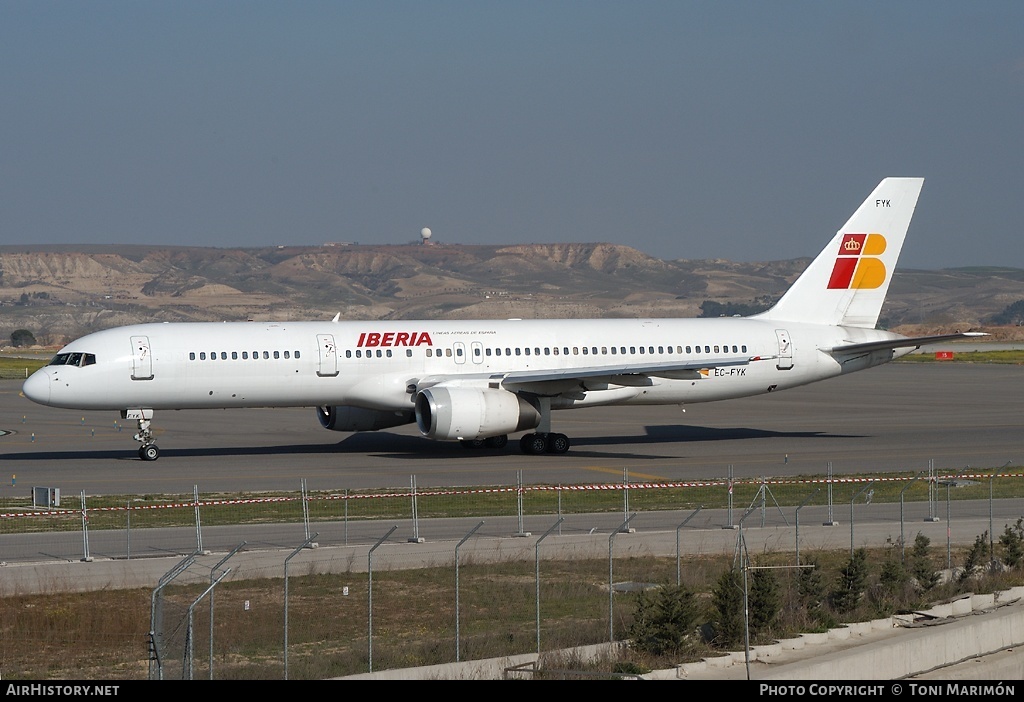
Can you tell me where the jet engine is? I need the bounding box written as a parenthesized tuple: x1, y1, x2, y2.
(317, 405, 415, 432)
(415, 387, 541, 441)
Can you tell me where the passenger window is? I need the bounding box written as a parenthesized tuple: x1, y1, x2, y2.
(525, 348, 531, 356)
(446, 348, 452, 357)
(639, 347, 644, 354)
(274, 351, 280, 359)
(189, 352, 196, 360)
(572, 347, 579, 355)
(283, 351, 290, 359)
(232, 352, 238, 360)
(386, 350, 392, 357)
(456, 348, 463, 357)
(629, 347, 636, 354)
(742, 345, 747, 353)
(242, 352, 249, 359)
(221, 352, 228, 360)
(611, 347, 617, 355)
(582, 347, 588, 355)
(376, 350, 382, 358)
(515, 348, 521, 356)
(295, 350, 301, 359)
(553, 347, 559, 355)
(346, 350, 352, 358)
(263, 351, 270, 359)
(406, 349, 412, 357)
(495, 348, 501, 356)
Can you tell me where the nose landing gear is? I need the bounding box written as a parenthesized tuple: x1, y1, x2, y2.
(122, 408, 160, 461)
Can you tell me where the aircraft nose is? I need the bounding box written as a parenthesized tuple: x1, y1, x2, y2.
(22, 370, 50, 405)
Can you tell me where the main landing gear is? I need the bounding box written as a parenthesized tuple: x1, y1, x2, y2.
(519, 432, 570, 455)
(459, 432, 571, 454)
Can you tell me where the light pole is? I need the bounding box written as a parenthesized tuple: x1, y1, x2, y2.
(795, 489, 820, 566)
(900, 471, 925, 563)
(945, 466, 970, 570)
(990, 461, 1013, 568)
(850, 482, 875, 558)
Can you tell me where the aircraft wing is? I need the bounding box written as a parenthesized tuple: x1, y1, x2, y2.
(826, 332, 987, 356)
(415, 354, 760, 395)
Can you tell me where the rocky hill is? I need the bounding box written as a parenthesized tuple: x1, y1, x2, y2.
(1, 243, 1022, 345)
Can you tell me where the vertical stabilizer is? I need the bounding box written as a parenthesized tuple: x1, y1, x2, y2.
(757, 178, 924, 328)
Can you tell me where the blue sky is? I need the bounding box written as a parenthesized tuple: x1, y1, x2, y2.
(3, 1, 1022, 269)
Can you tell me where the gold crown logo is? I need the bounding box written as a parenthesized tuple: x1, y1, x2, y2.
(843, 239, 862, 252)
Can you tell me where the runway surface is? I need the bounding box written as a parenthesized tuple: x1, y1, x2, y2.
(0, 363, 1021, 496)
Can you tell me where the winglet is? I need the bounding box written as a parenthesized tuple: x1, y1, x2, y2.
(757, 178, 925, 328)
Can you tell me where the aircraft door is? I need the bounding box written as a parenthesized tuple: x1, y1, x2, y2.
(471, 341, 483, 365)
(316, 334, 339, 377)
(454, 342, 467, 365)
(130, 335, 154, 380)
(775, 329, 793, 370)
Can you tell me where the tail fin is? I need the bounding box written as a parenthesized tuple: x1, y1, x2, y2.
(757, 177, 924, 328)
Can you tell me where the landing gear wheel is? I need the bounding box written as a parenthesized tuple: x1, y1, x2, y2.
(484, 434, 509, 449)
(139, 444, 160, 461)
(460, 439, 486, 449)
(546, 433, 570, 454)
(520, 433, 549, 455)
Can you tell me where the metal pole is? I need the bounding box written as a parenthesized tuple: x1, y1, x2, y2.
(193, 485, 203, 553)
(736, 506, 758, 680)
(850, 482, 875, 558)
(284, 533, 319, 680)
(795, 489, 820, 566)
(609, 513, 637, 642)
(301, 478, 310, 541)
(535, 518, 564, 654)
(368, 526, 397, 673)
(726, 465, 734, 528)
(676, 506, 703, 586)
(208, 542, 246, 680)
(455, 521, 485, 663)
(824, 462, 837, 525)
(80, 491, 90, 562)
(409, 476, 423, 543)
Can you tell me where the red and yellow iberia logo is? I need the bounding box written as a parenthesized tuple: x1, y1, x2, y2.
(827, 233, 887, 289)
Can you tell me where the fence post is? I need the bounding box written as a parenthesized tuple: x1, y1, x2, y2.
(80, 490, 92, 562)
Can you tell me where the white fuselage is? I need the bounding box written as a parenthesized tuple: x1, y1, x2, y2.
(22, 317, 903, 414)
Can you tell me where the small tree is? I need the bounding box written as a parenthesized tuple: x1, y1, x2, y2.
(999, 518, 1024, 569)
(711, 568, 744, 648)
(628, 585, 699, 656)
(959, 532, 989, 583)
(748, 568, 780, 639)
(911, 532, 941, 590)
(10, 329, 36, 347)
(831, 548, 869, 613)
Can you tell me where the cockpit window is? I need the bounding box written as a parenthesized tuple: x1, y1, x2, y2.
(47, 352, 96, 367)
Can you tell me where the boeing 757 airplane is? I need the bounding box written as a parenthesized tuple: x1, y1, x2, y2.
(22, 178, 982, 460)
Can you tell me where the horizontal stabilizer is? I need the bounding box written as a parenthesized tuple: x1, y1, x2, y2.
(827, 332, 987, 356)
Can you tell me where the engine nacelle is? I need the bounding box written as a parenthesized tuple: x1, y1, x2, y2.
(415, 387, 541, 441)
(317, 405, 415, 432)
